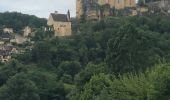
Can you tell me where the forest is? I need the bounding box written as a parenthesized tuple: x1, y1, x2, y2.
(0, 14, 170, 100)
(0, 12, 47, 32)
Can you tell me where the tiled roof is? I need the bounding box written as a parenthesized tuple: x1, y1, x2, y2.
(3, 45, 16, 51)
(51, 13, 70, 22)
(0, 33, 13, 39)
(0, 50, 10, 56)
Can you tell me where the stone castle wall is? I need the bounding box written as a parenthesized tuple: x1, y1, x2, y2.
(76, 0, 136, 19)
(47, 14, 72, 37)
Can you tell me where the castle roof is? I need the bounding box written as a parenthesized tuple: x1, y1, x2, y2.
(51, 13, 70, 22)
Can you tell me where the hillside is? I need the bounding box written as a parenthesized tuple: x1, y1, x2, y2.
(0, 14, 170, 100)
(0, 12, 47, 32)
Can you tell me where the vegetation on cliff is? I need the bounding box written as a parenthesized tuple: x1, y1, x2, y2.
(0, 12, 47, 33)
(0, 13, 170, 100)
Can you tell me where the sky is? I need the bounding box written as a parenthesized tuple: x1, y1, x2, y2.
(0, 0, 76, 18)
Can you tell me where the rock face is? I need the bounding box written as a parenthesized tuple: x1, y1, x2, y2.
(76, 0, 136, 20)
(47, 11, 72, 37)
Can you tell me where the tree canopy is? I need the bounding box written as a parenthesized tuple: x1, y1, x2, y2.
(0, 12, 170, 100)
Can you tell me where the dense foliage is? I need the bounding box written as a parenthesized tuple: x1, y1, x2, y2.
(0, 12, 47, 33)
(0, 14, 170, 100)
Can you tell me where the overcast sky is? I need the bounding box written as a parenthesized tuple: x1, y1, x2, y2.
(0, 0, 76, 18)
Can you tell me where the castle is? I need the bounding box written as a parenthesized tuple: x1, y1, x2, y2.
(76, 0, 136, 20)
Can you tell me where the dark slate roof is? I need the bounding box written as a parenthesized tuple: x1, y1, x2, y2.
(0, 33, 13, 39)
(3, 46, 16, 51)
(0, 50, 10, 56)
(51, 13, 69, 22)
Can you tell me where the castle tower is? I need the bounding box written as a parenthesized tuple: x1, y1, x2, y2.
(76, 0, 137, 20)
(98, 0, 109, 5)
(115, 0, 125, 9)
(125, 0, 136, 8)
(76, 0, 83, 19)
(76, 0, 100, 20)
(109, 0, 116, 8)
(97, 0, 115, 7)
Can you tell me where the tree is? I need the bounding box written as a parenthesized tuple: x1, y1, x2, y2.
(32, 41, 53, 68)
(106, 23, 160, 75)
(0, 60, 26, 86)
(28, 70, 66, 100)
(58, 61, 81, 78)
(148, 64, 170, 100)
(0, 12, 46, 33)
(71, 73, 113, 100)
(75, 63, 108, 87)
(0, 73, 39, 100)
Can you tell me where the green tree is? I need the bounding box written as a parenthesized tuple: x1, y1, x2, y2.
(0, 60, 26, 86)
(75, 63, 108, 87)
(28, 70, 66, 100)
(58, 61, 81, 78)
(148, 64, 170, 100)
(71, 73, 113, 100)
(106, 23, 160, 75)
(0, 73, 39, 100)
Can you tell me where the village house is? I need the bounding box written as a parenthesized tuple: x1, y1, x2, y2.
(23, 26, 32, 37)
(47, 11, 72, 36)
(0, 50, 11, 62)
(15, 34, 30, 44)
(3, 28, 13, 33)
(0, 32, 14, 44)
(0, 44, 19, 62)
(2, 45, 18, 54)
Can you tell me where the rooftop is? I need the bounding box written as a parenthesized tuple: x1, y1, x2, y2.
(51, 13, 70, 22)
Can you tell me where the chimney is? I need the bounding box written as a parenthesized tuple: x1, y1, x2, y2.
(67, 10, 71, 21)
(54, 11, 58, 14)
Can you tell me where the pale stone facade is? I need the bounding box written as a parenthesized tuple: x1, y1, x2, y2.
(115, 0, 126, 9)
(23, 26, 32, 37)
(47, 11, 72, 36)
(3, 28, 13, 33)
(76, 0, 84, 19)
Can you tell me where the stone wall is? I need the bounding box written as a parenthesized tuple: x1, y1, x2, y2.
(53, 22, 72, 36)
(76, 0, 136, 19)
(47, 14, 72, 37)
(76, 0, 83, 19)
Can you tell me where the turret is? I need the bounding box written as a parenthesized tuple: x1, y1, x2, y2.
(67, 10, 71, 21)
